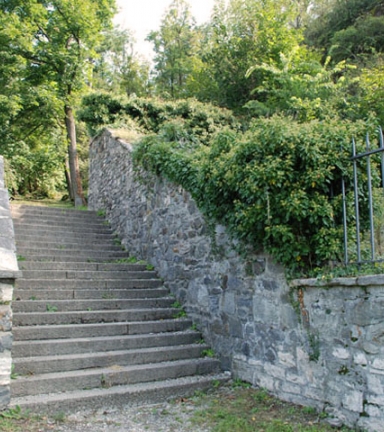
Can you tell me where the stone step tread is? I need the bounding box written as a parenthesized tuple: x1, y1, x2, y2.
(13, 308, 179, 326)
(15, 279, 163, 289)
(13, 288, 168, 300)
(15, 250, 129, 259)
(12, 319, 192, 340)
(11, 358, 221, 397)
(18, 263, 148, 271)
(16, 240, 119, 249)
(12, 331, 201, 357)
(12, 329, 199, 346)
(13, 221, 111, 231)
(18, 270, 157, 279)
(12, 297, 174, 312)
(12, 344, 210, 374)
(11, 204, 98, 216)
(9, 373, 230, 413)
(14, 227, 113, 236)
(15, 233, 114, 241)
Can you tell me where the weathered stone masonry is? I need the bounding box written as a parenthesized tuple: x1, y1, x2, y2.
(0, 156, 19, 410)
(89, 129, 384, 432)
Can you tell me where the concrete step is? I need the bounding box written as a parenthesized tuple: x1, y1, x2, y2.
(13, 219, 112, 232)
(10, 373, 230, 413)
(12, 332, 201, 357)
(10, 204, 225, 410)
(13, 307, 179, 326)
(18, 270, 157, 280)
(12, 297, 175, 313)
(12, 319, 192, 341)
(13, 225, 113, 236)
(15, 239, 120, 251)
(11, 204, 99, 219)
(13, 343, 210, 375)
(15, 232, 114, 242)
(11, 358, 221, 397)
(13, 287, 168, 301)
(17, 262, 147, 272)
(15, 279, 163, 289)
(15, 248, 129, 260)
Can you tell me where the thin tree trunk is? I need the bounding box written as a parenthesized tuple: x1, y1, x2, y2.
(64, 105, 85, 207)
(64, 158, 73, 201)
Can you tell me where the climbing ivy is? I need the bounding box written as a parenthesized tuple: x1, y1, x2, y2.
(133, 115, 378, 275)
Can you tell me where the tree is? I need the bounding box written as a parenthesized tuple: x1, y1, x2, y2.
(0, 0, 116, 205)
(188, 0, 305, 110)
(147, 0, 197, 99)
(305, 0, 384, 61)
(93, 27, 151, 97)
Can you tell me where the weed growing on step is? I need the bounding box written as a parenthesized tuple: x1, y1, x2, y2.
(16, 255, 26, 262)
(46, 304, 58, 312)
(10, 364, 18, 380)
(97, 209, 106, 217)
(202, 348, 215, 358)
(102, 292, 115, 299)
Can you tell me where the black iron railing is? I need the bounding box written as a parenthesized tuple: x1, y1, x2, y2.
(342, 127, 384, 265)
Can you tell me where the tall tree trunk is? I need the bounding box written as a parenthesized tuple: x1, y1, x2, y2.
(64, 105, 85, 207)
(64, 158, 74, 201)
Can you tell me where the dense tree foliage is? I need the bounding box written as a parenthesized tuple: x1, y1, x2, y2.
(0, 0, 116, 202)
(147, 0, 197, 99)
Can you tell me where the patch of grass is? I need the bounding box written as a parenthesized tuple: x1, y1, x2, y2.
(97, 209, 106, 217)
(190, 385, 353, 432)
(16, 255, 26, 262)
(112, 256, 138, 264)
(46, 304, 58, 312)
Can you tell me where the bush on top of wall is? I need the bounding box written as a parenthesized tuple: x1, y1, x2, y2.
(133, 115, 378, 275)
(79, 93, 242, 143)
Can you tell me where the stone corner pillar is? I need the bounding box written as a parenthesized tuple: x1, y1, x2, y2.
(0, 156, 21, 411)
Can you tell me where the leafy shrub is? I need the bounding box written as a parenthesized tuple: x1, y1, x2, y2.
(134, 115, 378, 274)
(79, 93, 242, 143)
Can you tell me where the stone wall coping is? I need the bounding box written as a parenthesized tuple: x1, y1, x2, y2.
(91, 128, 134, 153)
(291, 273, 384, 288)
(0, 270, 22, 279)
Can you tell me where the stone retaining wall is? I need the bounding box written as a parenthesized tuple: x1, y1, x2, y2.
(0, 156, 19, 410)
(89, 130, 384, 432)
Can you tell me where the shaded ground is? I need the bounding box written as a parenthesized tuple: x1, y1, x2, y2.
(1, 383, 354, 432)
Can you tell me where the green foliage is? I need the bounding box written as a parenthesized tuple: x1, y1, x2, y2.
(134, 114, 377, 274)
(190, 0, 305, 110)
(46, 304, 58, 313)
(79, 94, 241, 141)
(147, 0, 197, 99)
(305, 0, 384, 61)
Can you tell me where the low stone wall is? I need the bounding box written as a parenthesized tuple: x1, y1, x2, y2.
(89, 130, 384, 432)
(0, 156, 19, 410)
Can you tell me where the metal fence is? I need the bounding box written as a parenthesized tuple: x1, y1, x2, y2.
(342, 127, 384, 265)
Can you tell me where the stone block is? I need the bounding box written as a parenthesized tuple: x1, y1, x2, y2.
(353, 352, 367, 366)
(332, 347, 350, 360)
(0, 352, 11, 386)
(0, 249, 18, 272)
(0, 386, 10, 411)
(372, 357, 384, 371)
(0, 282, 12, 303)
(0, 306, 12, 332)
(222, 292, 236, 315)
(253, 295, 279, 323)
(264, 363, 286, 380)
(343, 390, 363, 413)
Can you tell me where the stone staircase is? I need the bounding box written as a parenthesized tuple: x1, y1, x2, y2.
(10, 204, 227, 412)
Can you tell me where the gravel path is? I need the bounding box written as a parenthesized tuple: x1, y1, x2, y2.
(30, 390, 218, 432)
